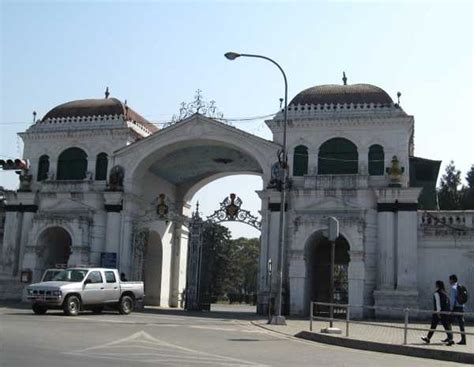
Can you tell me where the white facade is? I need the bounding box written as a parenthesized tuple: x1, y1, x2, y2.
(1, 86, 473, 317)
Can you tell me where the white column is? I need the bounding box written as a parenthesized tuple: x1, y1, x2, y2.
(396, 210, 418, 290)
(376, 211, 395, 289)
(1, 211, 19, 275)
(18, 212, 35, 272)
(288, 256, 305, 315)
(105, 212, 121, 253)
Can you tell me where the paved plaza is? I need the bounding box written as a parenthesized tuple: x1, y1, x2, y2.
(0, 302, 470, 367)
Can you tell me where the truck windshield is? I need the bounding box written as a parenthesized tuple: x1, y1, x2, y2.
(42, 270, 61, 282)
(52, 269, 88, 282)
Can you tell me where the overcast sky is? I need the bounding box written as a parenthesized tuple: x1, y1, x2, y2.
(1, 1, 473, 238)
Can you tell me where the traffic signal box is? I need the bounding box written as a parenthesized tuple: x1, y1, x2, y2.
(0, 159, 29, 171)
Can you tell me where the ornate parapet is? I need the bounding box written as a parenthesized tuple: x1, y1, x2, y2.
(303, 174, 369, 190)
(418, 210, 474, 238)
(39, 180, 93, 193)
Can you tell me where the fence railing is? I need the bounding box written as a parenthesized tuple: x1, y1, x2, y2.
(310, 301, 474, 345)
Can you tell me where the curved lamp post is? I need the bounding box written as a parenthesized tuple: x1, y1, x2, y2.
(225, 52, 288, 325)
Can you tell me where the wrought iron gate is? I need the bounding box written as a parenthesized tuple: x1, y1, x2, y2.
(185, 193, 261, 311)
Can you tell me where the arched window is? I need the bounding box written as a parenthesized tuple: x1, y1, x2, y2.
(368, 144, 385, 176)
(37, 155, 49, 181)
(57, 147, 88, 180)
(293, 145, 308, 176)
(318, 138, 358, 174)
(95, 153, 108, 181)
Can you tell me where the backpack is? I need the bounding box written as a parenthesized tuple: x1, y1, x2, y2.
(456, 285, 469, 305)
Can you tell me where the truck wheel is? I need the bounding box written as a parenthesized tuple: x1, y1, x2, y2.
(91, 306, 104, 314)
(118, 295, 134, 315)
(32, 304, 47, 315)
(63, 295, 81, 316)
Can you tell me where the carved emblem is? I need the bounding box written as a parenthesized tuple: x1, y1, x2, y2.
(156, 193, 169, 219)
(108, 165, 124, 191)
(386, 155, 404, 187)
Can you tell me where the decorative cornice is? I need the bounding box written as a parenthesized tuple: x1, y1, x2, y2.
(267, 115, 413, 130)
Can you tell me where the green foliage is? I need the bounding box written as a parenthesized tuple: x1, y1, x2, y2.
(437, 162, 474, 210)
(199, 223, 259, 304)
(437, 161, 462, 210)
(461, 165, 474, 209)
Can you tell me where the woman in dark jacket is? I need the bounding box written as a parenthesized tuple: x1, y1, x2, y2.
(421, 280, 454, 345)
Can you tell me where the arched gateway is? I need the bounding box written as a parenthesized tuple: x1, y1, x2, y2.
(112, 114, 280, 310)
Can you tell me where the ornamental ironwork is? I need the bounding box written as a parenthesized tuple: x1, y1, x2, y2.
(168, 89, 225, 126)
(206, 193, 261, 230)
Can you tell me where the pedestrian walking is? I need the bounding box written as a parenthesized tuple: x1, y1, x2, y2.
(448, 274, 467, 345)
(421, 280, 454, 345)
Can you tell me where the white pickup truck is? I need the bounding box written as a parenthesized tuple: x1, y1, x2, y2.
(26, 268, 144, 316)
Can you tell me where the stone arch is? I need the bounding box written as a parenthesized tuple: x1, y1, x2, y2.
(114, 116, 278, 192)
(304, 230, 351, 315)
(182, 172, 262, 203)
(57, 147, 88, 180)
(36, 226, 72, 273)
(318, 137, 358, 174)
(143, 230, 163, 306)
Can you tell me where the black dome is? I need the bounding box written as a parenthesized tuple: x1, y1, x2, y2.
(290, 84, 393, 106)
(42, 97, 157, 132)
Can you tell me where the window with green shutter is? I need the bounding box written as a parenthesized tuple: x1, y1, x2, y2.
(318, 138, 358, 174)
(37, 155, 49, 181)
(368, 144, 384, 175)
(95, 153, 108, 181)
(57, 147, 88, 180)
(293, 145, 308, 176)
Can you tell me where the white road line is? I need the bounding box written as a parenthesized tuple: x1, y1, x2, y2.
(66, 330, 269, 366)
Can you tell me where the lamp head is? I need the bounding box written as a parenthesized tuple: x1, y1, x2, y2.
(224, 52, 241, 60)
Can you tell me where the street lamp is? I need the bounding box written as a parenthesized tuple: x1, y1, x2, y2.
(225, 51, 288, 325)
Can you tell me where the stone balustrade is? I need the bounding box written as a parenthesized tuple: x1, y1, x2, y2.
(303, 174, 369, 190)
(418, 210, 474, 237)
(39, 180, 94, 193)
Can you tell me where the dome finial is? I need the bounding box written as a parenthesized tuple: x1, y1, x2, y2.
(397, 91, 401, 105)
(342, 71, 348, 85)
(105, 87, 110, 99)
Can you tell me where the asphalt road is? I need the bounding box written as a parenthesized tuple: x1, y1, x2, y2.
(0, 304, 465, 367)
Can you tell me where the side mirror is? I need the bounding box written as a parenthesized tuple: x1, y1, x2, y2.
(84, 279, 92, 285)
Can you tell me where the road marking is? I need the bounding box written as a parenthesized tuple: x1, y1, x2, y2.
(66, 331, 268, 366)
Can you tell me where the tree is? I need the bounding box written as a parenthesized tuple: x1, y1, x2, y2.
(199, 223, 260, 304)
(437, 161, 462, 210)
(200, 223, 232, 303)
(461, 165, 474, 209)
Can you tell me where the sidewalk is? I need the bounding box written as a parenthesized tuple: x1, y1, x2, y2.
(252, 318, 473, 364)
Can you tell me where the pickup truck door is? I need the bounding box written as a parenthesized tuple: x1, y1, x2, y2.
(103, 270, 121, 303)
(82, 271, 105, 305)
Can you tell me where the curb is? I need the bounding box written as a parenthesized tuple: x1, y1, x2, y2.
(295, 330, 474, 365)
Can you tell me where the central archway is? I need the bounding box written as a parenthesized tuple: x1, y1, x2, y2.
(305, 231, 350, 315)
(114, 115, 279, 310)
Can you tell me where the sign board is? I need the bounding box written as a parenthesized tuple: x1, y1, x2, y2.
(328, 216, 339, 241)
(101, 252, 117, 268)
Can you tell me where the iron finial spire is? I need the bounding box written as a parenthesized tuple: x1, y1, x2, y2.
(342, 71, 347, 85)
(397, 91, 402, 105)
(32, 111, 37, 123)
(105, 87, 110, 99)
